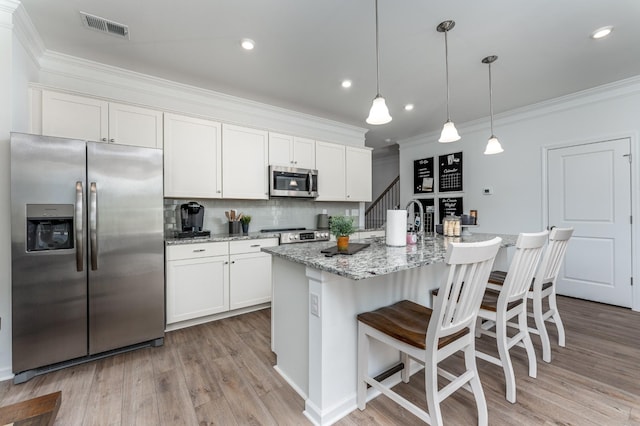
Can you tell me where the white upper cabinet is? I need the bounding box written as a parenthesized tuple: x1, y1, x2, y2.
(164, 113, 222, 198)
(107, 102, 163, 148)
(269, 133, 316, 169)
(222, 124, 269, 200)
(315, 141, 346, 201)
(42, 90, 108, 142)
(41, 90, 163, 149)
(346, 146, 372, 202)
(315, 141, 372, 202)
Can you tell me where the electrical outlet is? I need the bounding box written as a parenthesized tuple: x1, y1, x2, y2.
(310, 293, 320, 317)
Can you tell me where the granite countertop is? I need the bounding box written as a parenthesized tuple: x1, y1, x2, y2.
(165, 231, 280, 245)
(261, 233, 517, 281)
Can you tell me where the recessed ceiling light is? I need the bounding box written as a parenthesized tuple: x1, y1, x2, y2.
(591, 26, 613, 39)
(241, 38, 255, 50)
(341, 80, 352, 88)
(404, 104, 414, 111)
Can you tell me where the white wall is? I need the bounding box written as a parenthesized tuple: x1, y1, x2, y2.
(398, 77, 640, 311)
(368, 149, 399, 208)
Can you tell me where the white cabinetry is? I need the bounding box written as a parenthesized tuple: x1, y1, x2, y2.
(269, 133, 316, 169)
(166, 238, 278, 329)
(41, 90, 163, 148)
(315, 141, 346, 201)
(229, 239, 278, 310)
(222, 124, 269, 199)
(164, 113, 222, 198)
(316, 141, 372, 202)
(346, 146, 372, 201)
(166, 242, 229, 324)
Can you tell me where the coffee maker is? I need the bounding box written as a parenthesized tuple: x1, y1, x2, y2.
(175, 201, 210, 238)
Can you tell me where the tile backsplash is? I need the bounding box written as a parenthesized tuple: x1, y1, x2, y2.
(164, 198, 361, 236)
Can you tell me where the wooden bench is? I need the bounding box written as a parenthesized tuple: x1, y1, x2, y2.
(0, 391, 61, 426)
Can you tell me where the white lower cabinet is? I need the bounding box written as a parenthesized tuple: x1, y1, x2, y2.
(166, 242, 229, 324)
(230, 252, 273, 310)
(166, 238, 278, 327)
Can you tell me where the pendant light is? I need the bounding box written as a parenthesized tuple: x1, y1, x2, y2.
(437, 20, 460, 143)
(482, 55, 504, 155)
(366, 0, 392, 125)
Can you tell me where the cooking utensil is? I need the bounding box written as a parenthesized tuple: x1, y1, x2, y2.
(225, 211, 231, 221)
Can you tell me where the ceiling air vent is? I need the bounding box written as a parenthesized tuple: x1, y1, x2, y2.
(80, 12, 129, 39)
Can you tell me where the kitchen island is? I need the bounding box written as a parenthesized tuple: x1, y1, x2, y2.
(262, 233, 516, 426)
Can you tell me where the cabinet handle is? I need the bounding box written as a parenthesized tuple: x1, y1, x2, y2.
(250, 244, 260, 247)
(231, 261, 236, 264)
(193, 249, 206, 252)
(109, 138, 115, 143)
(216, 190, 221, 193)
(101, 138, 107, 142)
(224, 261, 229, 264)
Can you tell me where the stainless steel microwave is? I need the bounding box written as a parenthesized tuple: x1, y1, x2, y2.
(269, 165, 318, 198)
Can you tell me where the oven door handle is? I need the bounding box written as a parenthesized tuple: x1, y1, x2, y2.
(75, 181, 84, 272)
(308, 171, 313, 195)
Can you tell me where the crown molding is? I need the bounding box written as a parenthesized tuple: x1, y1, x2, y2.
(399, 74, 640, 149)
(11, 3, 45, 63)
(0, 0, 19, 14)
(36, 50, 367, 146)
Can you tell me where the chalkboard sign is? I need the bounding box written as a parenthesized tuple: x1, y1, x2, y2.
(438, 197, 463, 222)
(438, 152, 463, 192)
(413, 157, 434, 194)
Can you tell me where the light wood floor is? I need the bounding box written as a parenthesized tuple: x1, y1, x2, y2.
(1, 296, 639, 425)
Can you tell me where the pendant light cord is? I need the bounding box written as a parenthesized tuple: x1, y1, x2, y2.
(489, 62, 494, 136)
(444, 29, 450, 121)
(374, 0, 380, 96)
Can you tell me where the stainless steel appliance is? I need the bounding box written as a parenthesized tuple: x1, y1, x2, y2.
(269, 165, 318, 198)
(10, 133, 164, 383)
(175, 201, 210, 238)
(261, 227, 330, 244)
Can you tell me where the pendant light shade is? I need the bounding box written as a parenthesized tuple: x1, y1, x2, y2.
(482, 55, 504, 155)
(437, 20, 460, 143)
(366, 0, 392, 125)
(367, 95, 392, 125)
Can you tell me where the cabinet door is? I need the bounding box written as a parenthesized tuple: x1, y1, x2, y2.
(269, 132, 294, 167)
(164, 113, 222, 198)
(222, 124, 269, 199)
(108, 102, 163, 148)
(293, 136, 316, 169)
(166, 255, 229, 324)
(42, 90, 108, 142)
(315, 141, 346, 201)
(346, 146, 372, 202)
(229, 252, 272, 310)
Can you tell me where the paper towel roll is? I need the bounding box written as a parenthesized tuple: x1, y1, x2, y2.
(386, 210, 407, 247)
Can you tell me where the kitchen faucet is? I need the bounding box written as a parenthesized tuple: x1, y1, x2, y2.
(405, 199, 425, 240)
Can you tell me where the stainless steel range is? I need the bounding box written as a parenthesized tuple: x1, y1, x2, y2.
(261, 227, 330, 244)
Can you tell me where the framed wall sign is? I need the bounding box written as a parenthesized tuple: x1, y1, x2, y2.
(438, 152, 463, 192)
(438, 196, 463, 222)
(413, 157, 434, 194)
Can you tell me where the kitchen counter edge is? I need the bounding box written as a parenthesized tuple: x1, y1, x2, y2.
(165, 232, 280, 245)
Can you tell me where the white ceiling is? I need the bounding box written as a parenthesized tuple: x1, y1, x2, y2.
(18, 0, 640, 150)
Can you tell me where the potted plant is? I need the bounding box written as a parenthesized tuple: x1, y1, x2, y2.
(240, 215, 251, 234)
(329, 215, 356, 251)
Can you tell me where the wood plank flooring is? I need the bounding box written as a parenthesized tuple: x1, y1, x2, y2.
(1, 296, 639, 425)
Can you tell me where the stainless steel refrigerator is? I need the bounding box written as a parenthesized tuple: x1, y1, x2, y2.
(10, 132, 165, 383)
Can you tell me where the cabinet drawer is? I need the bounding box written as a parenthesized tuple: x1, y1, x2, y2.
(166, 242, 229, 260)
(229, 238, 278, 254)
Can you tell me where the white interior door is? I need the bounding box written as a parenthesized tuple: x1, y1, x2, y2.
(547, 138, 632, 307)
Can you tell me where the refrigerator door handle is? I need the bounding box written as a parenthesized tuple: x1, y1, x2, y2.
(90, 182, 98, 270)
(75, 181, 84, 272)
